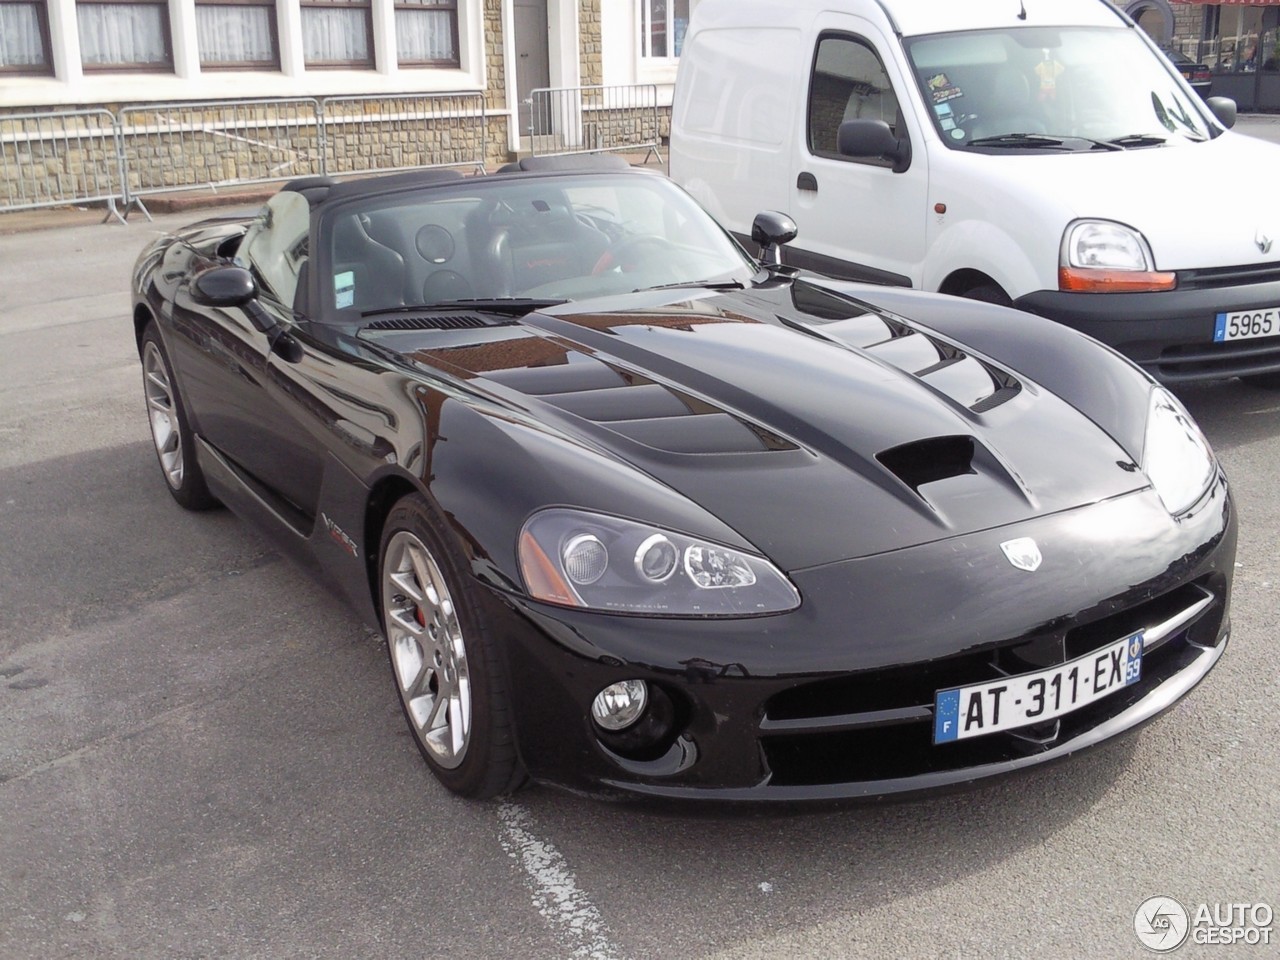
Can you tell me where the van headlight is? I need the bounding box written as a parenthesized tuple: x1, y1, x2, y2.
(518, 508, 800, 616)
(1143, 387, 1217, 516)
(1059, 220, 1176, 293)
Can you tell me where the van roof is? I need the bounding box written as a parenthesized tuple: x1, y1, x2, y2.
(692, 0, 1128, 38)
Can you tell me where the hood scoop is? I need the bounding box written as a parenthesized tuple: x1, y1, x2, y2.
(878, 435, 975, 492)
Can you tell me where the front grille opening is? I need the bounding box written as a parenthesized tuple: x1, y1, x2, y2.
(766, 649, 997, 722)
(762, 631, 1204, 787)
(1064, 578, 1222, 660)
(877, 435, 975, 491)
(763, 577, 1225, 730)
(1178, 262, 1280, 290)
(1156, 339, 1280, 379)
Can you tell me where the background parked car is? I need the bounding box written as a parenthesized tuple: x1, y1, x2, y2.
(1163, 48, 1213, 97)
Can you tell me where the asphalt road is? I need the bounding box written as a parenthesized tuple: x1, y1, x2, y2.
(2, 138, 1279, 959)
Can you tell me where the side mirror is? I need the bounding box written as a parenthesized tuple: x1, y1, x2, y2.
(191, 264, 258, 308)
(751, 211, 798, 266)
(1206, 96, 1237, 129)
(837, 119, 912, 173)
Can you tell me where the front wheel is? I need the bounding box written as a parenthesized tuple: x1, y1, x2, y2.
(140, 324, 218, 510)
(379, 494, 524, 798)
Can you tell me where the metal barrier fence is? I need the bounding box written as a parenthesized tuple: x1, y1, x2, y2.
(321, 93, 487, 177)
(0, 87, 661, 220)
(118, 98, 324, 213)
(0, 109, 127, 222)
(528, 85, 663, 162)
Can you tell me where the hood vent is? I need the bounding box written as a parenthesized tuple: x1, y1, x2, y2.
(863, 330, 1021, 412)
(364, 313, 505, 331)
(785, 297, 1022, 413)
(877, 435, 975, 492)
(485, 351, 795, 455)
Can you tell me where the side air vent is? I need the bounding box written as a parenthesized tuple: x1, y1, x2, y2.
(877, 435, 975, 491)
(364, 313, 504, 331)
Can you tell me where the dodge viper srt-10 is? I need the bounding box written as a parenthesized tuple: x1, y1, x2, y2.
(130, 156, 1234, 801)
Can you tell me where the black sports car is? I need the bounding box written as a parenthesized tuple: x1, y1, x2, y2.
(131, 156, 1234, 801)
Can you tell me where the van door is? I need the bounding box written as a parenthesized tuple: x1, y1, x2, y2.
(788, 19, 928, 287)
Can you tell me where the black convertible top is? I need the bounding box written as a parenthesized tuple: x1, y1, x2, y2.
(280, 155, 637, 210)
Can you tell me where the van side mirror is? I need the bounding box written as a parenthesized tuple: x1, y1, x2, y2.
(837, 119, 912, 173)
(751, 211, 798, 265)
(1206, 96, 1237, 130)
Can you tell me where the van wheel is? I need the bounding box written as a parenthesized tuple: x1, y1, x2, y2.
(962, 284, 1013, 307)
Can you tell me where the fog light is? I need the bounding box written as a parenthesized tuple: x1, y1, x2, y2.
(591, 680, 648, 731)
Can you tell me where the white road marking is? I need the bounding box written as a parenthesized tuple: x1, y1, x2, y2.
(497, 801, 624, 960)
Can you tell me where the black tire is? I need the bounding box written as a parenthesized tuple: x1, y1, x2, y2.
(379, 494, 525, 798)
(1241, 371, 1280, 390)
(139, 323, 219, 511)
(961, 283, 1013, 306)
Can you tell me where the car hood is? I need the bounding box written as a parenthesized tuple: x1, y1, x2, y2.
(377, 281, 1149, 570)
(981, 133, 1280, 270)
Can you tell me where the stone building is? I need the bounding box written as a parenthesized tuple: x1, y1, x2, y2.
(0, 0, 703, 210)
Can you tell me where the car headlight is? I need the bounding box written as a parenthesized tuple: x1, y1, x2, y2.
(1059, 220, 1176, 293)
(518, 508, 800, 616)
(1143, 387, 1217, 516)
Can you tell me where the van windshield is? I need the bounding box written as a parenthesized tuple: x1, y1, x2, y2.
(904, 26, 1216, 151)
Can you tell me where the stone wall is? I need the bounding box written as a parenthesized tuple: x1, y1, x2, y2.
(1, 95, 510, 212)
(580, 0, 603, 87)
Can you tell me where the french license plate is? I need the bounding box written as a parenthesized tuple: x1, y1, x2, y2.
(1214, 308, 1279, 343)
(933, 633, 1143, 744)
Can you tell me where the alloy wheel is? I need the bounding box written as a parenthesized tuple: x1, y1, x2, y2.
(142, 341, 183, 489)
(382, 530, 472, 769)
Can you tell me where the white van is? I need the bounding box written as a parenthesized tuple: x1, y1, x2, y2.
(669, 0, 1280, 384)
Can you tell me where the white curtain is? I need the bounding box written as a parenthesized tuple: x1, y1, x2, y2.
(395, 8, 454, 63)
(77, 3, 168, 66)
(0, 3, 46, 68)
(196, 5, 274, 65)
(301, 7, 369, 63)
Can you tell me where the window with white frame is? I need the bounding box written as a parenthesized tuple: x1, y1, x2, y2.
(196, 0, 279, 69)
(0, 0, 52, 73)
(301, 0, 373, 67)
(641, 0, 690, 60)
(395, 0, 459, 66)
(77, 0, 173, 70)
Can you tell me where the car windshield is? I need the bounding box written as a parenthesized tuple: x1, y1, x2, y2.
(323, 173, 757, 317)
(904, 26, 1215, 150)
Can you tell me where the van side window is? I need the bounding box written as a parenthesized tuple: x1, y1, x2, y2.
(807, 34, 900, 163)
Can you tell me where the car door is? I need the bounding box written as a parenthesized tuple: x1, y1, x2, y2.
(787, 17, 930, 287)
(169, 190, 327, 525)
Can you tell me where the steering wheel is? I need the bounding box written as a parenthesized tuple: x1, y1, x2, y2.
(592, 234, 672, 275)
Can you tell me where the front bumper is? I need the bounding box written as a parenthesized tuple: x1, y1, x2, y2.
(492, 482, 1235, 801)
(1015, 269, 1280, 382)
